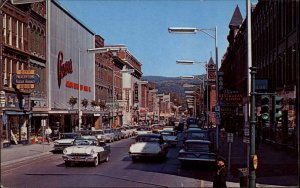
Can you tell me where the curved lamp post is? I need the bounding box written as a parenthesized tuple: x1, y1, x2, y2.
(169, 26, 220, 151)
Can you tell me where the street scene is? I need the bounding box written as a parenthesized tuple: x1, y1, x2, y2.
(1, 0, 299, 187)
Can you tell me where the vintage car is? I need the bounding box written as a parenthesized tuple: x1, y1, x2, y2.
(178, 139, 216, 167)
(103, 129, 115, 143)
(62, 136, 111, 167)
(53, 132, 81, 152)
(92, 129, 106, 142)
(134, 126, 152, 136)
(129, 134, 168, 161)
(184, 128, 209, 142)
(160, 130, 178, 147)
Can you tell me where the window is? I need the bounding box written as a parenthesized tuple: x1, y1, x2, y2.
(9, 17, 12, 45)
(3, 14, 6, 43)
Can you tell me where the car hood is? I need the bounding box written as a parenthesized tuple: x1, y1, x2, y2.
(55, 139, 74, 144)
(64, 146, 104, 155)
(129, 142, 160, 153)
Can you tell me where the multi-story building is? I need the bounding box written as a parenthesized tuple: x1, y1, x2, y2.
(220, 1, 299, 147)
(1, 1, 46, 147)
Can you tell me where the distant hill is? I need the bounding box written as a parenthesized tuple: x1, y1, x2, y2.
(142, 75, 205, 98)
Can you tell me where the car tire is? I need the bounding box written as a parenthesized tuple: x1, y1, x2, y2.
(65, 161, 71, 167)
(131, 156, 137, 162)
(105, 154, 110, 162)
(94, 157, 99, 167)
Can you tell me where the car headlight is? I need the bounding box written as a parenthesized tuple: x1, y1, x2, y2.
(90, 149, 95, 155)
(63, 149, 68, 154)
(54, 141, 59, 145)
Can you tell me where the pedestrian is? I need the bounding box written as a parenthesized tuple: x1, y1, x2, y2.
(45, 126, 52, 144)
(213, 157, 227, 188)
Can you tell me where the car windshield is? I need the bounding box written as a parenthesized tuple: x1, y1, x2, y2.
(60, 133, 78, 139)
(161, 131, 174, 136)
(187, 132, 208, 140)
(104, 130, 111, 133)
(136, 136, 161, 143)
(74, 140, 91, 145)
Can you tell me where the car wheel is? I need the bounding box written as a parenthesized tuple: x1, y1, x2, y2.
(132, 156, 137, 162)
(105, 154, 110, 162)
(65, 161, 71, 167)
(93, 157, 99, 167)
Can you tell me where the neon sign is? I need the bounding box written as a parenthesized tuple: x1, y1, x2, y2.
(57, 51, 73, 88)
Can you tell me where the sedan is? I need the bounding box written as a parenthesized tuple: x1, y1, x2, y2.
(178, 139, 216, 167)
(129, 134, 168, 161)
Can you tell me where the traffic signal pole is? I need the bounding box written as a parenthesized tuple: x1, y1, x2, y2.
(249, 67, 257, 188)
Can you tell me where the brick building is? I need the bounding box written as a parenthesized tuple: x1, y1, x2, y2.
(220, 0, 299, 147)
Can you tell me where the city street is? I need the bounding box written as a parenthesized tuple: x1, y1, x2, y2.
(1, 135, 218, 188)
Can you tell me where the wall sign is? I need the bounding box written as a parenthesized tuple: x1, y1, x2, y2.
(57, 51, 73, 88)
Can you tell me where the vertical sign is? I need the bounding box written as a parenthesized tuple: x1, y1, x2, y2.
(134, 83, 139, 103)
(125, 89, 129, 112)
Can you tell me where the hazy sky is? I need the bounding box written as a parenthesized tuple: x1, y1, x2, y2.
(58, 0, 252, 77)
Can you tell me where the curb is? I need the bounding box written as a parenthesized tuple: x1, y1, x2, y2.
(1, 151, 52, 167)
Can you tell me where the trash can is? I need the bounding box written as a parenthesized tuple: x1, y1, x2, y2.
(238, 168, 248, 188)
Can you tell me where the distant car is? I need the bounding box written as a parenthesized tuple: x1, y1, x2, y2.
(161, 130, 178, 147)
(62, 136, 111, 167)
(178, 139, 216, 167)
(135, 127, 152, 136)
(103, 129, 115, 143)
(53, 132, 81, 152)
(129, 134, 168, 161)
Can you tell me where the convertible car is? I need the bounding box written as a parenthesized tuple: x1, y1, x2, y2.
(62, 136, 111, 167)
(129, 134, 168, 161)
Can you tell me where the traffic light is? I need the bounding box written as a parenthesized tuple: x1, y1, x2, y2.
(274, 95, 283, 122)
(260, 95, 270, 126)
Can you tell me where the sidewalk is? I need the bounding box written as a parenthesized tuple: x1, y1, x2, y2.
(1, 142, 53, 167)
(218, 133, 299, 187)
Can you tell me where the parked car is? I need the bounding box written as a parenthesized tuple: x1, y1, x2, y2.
(160, 130, 178, 147)
(92, 129, 106, 142)
(129, 134, 168, 161)
(103, 129, 115, 143)
(62, 135, 111, 167)
(53, 132, 81, 152)
(112, 128, 123, 141)
(178, 139, 216, 167)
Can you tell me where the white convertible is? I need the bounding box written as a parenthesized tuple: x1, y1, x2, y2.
(62, 136, 111, 167)
(129, 134, 168, 161)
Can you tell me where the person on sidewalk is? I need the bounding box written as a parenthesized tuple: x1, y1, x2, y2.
(213, 157, 227, 188)
(45, 126, 52, 144)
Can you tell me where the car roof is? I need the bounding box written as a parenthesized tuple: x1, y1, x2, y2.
(136, 133, 161, 138)
(187, 128, 206, 131)
(185, 139, 211, 144)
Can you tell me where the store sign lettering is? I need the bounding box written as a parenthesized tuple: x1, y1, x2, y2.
(57, 51, 73, 88)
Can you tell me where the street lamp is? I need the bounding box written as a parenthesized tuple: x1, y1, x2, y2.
(77, 46, 128, 131)
(169, 26, 220, 151)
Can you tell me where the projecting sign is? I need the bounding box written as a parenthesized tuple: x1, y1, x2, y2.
(12, 70, 40, 89)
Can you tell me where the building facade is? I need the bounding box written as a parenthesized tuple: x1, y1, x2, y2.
(220, 0, 299, 147)
(1, 1, 47, 147)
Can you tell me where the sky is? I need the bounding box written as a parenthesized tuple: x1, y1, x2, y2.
(58, 0, 251, 77)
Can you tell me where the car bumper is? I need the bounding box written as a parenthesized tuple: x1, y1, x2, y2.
(63, 155, 95, 162)
(129, 152, 162, 157)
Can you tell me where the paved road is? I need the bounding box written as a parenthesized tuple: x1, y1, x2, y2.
(1, 136, 219, 188)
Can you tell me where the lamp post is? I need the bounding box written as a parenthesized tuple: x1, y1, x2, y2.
(169, 26, 219, 151)
(74, 46, 128, 131)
